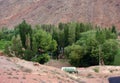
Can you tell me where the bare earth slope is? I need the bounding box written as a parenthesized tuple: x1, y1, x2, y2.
(0, 55, 80, 83)
(0, 0, 120, 29)
(1, 54, 120, 83)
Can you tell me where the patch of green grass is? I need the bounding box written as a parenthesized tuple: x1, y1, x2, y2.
(0, 40, 10, 51)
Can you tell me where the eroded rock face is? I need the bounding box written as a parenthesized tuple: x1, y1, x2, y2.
(0, 0, 120, 29)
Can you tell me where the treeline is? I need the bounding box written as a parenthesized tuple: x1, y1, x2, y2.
(1, 20, 119, 67)
(4, 20, 57, 64)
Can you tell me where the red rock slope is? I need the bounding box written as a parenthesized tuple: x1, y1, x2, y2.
(0, 0, 120, 29)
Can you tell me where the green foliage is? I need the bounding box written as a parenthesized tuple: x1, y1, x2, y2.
(96, 30, 106, 44)
(0, 28, 14, 41)
(0, 40, 10, 51)
(114, 49, 120, 65)
(15, 20, 33, 49)
(65, 44, 84, 67)
(58, 31, 65, 47)
(4, 21, 57, 64)
(59, 22, 65, 30)
(33, 28, 57, 52)
(65, 28, 119, 66)
(32, 54, 50, 64)
(111, 25, 117, 34)
(75, 31, 99, 66)
(2, 21, 119, 67)
(64, 24, 69, 46)
(23, 49, 35, 61)
(68, 23, 76, 45)
(41, 24, 55, 33)
(4, 43, 10, 55)
(102, 39, 119, 65)
(4, 36, 24, 57)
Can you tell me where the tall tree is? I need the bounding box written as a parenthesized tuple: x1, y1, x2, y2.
(33, 28, 57, 53)
(111, 25, 117, 34)
(68, 23, 76, 45)
(16, 20, 33, 49)
(64, 24, 69, 46)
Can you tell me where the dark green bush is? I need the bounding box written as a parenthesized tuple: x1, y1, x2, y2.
(4, 36, 24, 57)
(65, 44, 84, 67)
(23, 49, 35, 61)
(32, 54, 50, 64)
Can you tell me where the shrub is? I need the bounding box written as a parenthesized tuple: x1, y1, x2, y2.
(4, 36, 24, 57)
(65, 44, 84, 67)
(23, 49, 35, 61)
(4, 42, 11, 56)
(32, 54, 50, 64)
(0, 40, 11, 51)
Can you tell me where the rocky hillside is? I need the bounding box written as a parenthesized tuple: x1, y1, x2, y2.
(0, 0, 120, 29)
(0, 55, 79, 83)
(1, 54, 120, 83)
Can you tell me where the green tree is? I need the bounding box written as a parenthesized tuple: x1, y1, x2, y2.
(76, 30, 99, 66)
(102, 39, 119, 65)
(64, 24, 69, 46)
(33, 28, 57, 53)
(0, 27, 14, 41)
(16, 20, 33, 49)
(111, 25, 117, 34)
(68, 23, 76, 45)
(32, 54, 50, 64)
(4, 35, 23, 58)
(65, 44, 84, 67)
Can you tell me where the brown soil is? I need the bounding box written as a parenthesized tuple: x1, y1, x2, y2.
(45, 59, 72, 68)
(0, 55, 120, 83)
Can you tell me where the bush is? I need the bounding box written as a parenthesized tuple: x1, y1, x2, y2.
(23, 49, 35, 61)
(65, 44, 84, 67)
(102, 39, 119, 65)
(0, 40, 11, 51)
(32, 54, 50, 64)
(4, 36, 24, 57)
(4, 42, 11, 56)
